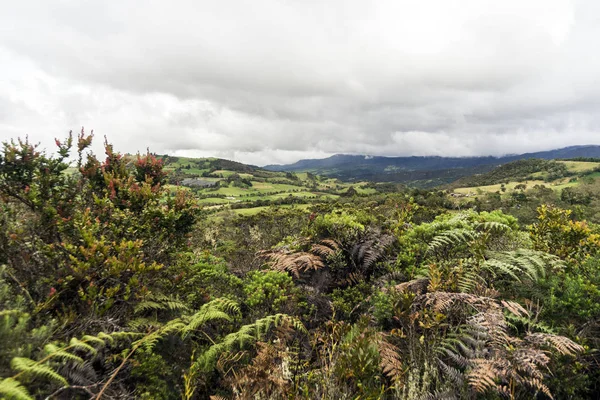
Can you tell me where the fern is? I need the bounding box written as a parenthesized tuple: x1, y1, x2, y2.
(3, 330, 138, 399)
(261, 250, 325, 278)
(504, 313, 555, 334)
(134, 293, 189, 314)
(182, 302, 236, 338)
(0, 378, 32, 400)
(456, 268, 483, 294)
(525, 333, 584, 356)
(428, 229, 475, 256)
(475, 221, 511, 233)
(69, 337, 97, 355)
(193, 314, 305, 373)
(43, 344, 83, 364)
(10, 357, 69, 386)
(483, 249, 561, 282)
(376, 335, 404, 382)
(81, 334, 106, 346)
(351, 234, 395, 272)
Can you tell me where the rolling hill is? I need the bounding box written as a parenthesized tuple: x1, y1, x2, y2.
(158, 154, 383, 216)
(264, 145, 600, 187)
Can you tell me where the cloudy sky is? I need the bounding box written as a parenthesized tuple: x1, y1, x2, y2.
(1, 0, 600, 165)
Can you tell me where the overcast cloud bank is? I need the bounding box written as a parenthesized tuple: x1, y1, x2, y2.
(1, 0, 600, 165)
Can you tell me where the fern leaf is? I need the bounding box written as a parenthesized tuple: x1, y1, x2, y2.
(43, 344, 83, 364)
(97, 332, 116, 344)
(475, 221, 510, 233)
(81, 334, 106, 346)
(501, 300, 528, 318)
(428, 229, 475, 255)
(11, 357, 69, 386)
(69, 337, 97, 354)
(0, 378, 33, 400)
(193, 314, 305, 372)
(526, 333, 584, 356)
(183, 310, 232, 337)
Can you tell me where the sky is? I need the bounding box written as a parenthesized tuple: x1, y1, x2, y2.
(1, 0, 600, 166)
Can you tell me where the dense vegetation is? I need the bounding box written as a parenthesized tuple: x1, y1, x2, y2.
(1, 133, 599, 399)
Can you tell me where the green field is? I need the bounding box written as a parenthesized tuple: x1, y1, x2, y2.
(452, 162, 599, 200)
(558, 160, 600, 173)
(231, 203, 313, 216)
(157, 155, 376, 214)
(454, 180, 547, 195)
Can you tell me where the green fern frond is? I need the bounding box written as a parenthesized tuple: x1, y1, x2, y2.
(0, 310, 21, 317)
(134, 300, 162, 313)
(183, 310, 232, 337)
(69, 337, 97, 354)
(475, 221, 511, 233)
(484, 249, 560, 282)
(0, 378, 32, 400)
(97, 332, 116, 344)
(109, 331, 144, 342)
(481, 259, 522, 282)
(134, 293, 189, 314)
(137, 320, 186, 350)
(128, 317, 164, 331)
(10, 357, 68, 386)
(81, 334, 106, 346)
(504, 314, 555, 334)
(457, 268, 483, 293)
(428, 229, 475, 255)
(209, 298, 241, 317)
(192, 314, 305, 373)
(43, 344, 83, 364)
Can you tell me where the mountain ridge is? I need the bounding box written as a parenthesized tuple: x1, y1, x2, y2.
(264, 145, 600, 187)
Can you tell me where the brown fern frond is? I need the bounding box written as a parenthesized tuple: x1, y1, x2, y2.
(260, 249, 325, 278)
(525, 333, 584, 356)
(346, 271, 364, 286)
(377, 336, 404, 382)
(216, 351, 247, 376)
(310, 239, 340, 258)
(501, 300, 528, 318)
(292, 253, 325, 273)
(227, 342, 291, 400)
(467, 358, 505, 394)
(524, 378, 553, 399)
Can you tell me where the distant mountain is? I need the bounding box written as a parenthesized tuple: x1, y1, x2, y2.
(264, 145, 600, 187)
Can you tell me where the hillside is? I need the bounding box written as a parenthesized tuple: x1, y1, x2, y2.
(264, 145, 600, 186)
(158, 155, 385, 216)
(448, 159, 600, 207)
(448, 159, 574, 189)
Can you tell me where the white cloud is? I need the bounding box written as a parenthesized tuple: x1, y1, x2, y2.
(1, 0, 599, 165)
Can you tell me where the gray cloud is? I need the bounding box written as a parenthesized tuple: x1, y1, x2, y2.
(1, 0, 600, 165)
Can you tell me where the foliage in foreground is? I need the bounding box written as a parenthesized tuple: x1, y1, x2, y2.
(1, 133, 599, 399)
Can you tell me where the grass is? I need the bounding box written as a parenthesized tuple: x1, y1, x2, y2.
(231, 204, 312, 216)
(558, 161, 600, 173)
(454, 180, 547, 195)
(197, 197, 230, 205)
(452, 175, 590, 200)
(212, 170, 253, 179)
(584, 171, 600, 179)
